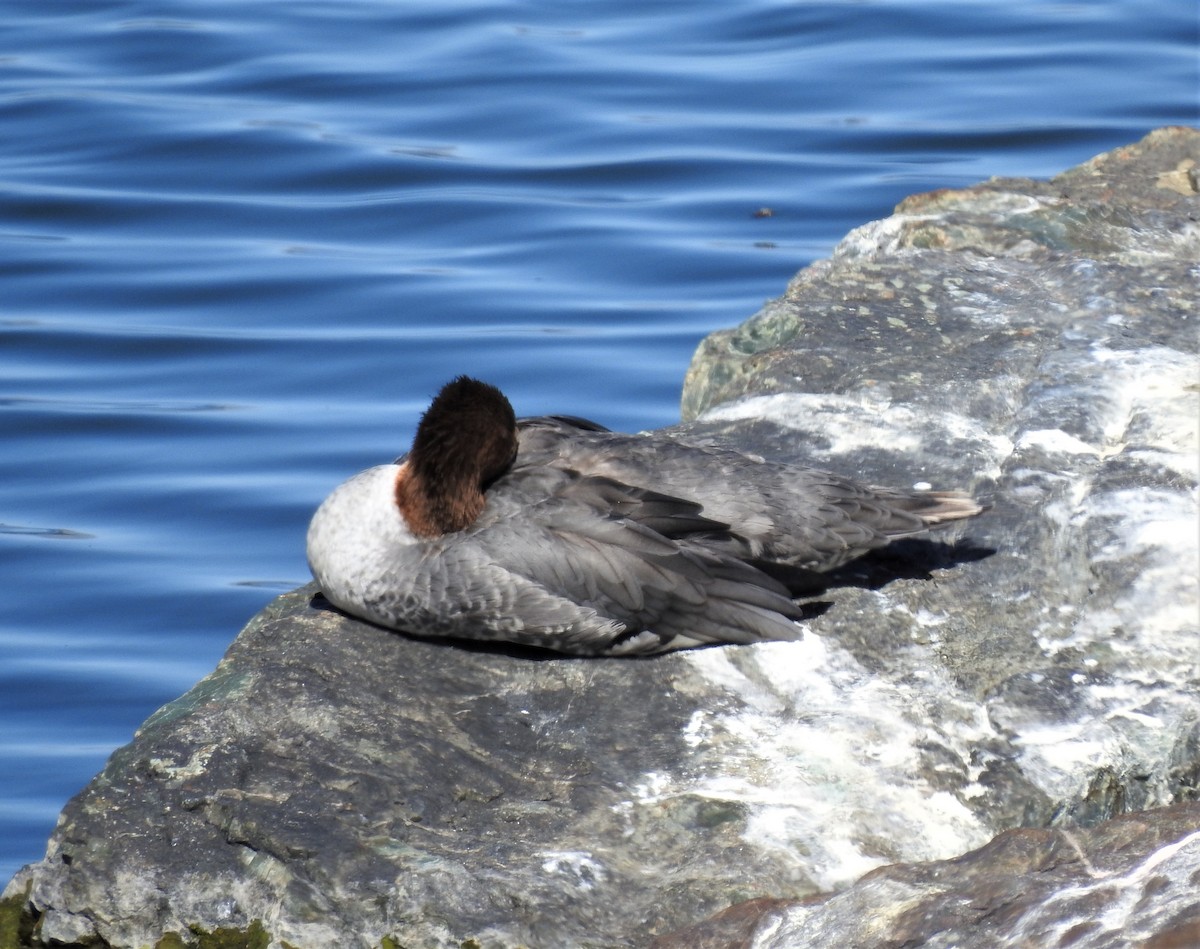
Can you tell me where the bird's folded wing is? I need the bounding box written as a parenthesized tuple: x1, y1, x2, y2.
(398, 475, 802, 655)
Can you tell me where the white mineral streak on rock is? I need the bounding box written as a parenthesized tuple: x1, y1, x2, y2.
(538, 851, 607, 891)
(1081, 343, 1196, 462)
(702, 391, 1014, 481)
(1008, 829, 1200, 946)
(1009, 341, 1200, 805)
(754, 826, 1200, 949)
(1016, 428, 1101, 456)
(833, 192, 1049, 260)
(671, 635, 995, 891)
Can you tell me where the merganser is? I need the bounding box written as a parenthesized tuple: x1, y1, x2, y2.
(306, 376, 985, 656)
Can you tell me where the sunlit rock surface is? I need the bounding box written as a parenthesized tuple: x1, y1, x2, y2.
(652, 803, 1200, 949)
(4, 128, 1197, 948)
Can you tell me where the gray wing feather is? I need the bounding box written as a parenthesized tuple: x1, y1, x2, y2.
(371, 470, 801, 655)
(517, 417, 984, 571)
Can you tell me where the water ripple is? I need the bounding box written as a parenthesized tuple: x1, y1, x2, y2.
(0, 523, 95, 540)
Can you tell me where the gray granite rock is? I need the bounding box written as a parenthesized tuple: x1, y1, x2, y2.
(682, 125, 1200, 425)
(4, 128, 1198, 948)
(652, 803, 1200, 949)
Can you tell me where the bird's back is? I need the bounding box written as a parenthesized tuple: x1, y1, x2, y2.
(515, 415, 984, 572)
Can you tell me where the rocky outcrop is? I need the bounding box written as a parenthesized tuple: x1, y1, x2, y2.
(652, 803, 1200, 949)
(4, 127, 1197, 949)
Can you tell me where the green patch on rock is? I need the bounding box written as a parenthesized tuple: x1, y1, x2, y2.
(0, 885, 33, 949)
(693, 798, 747, 830)
(154, 920, 270, 949)
(377, 936, 488, 949)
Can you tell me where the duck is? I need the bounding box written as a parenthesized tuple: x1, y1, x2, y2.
(306, 376, 985, 656)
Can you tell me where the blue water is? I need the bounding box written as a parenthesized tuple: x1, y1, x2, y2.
(1, 0, 1195, 881)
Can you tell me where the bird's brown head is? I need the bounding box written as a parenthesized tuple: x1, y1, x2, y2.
(395, 376, 518, 536)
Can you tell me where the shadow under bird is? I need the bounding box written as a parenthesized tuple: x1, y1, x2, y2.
(306, 376, 986, 656)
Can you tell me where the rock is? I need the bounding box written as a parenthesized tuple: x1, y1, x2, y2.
(7, 586, 829, 948)
(682, 125, 1200, 425)
(652, 803, 1200, 949)
(4, 127, 1197, 949)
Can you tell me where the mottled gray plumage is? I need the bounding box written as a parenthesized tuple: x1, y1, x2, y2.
(517, 415, 982, 573)
(306, 377, 985, 656)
